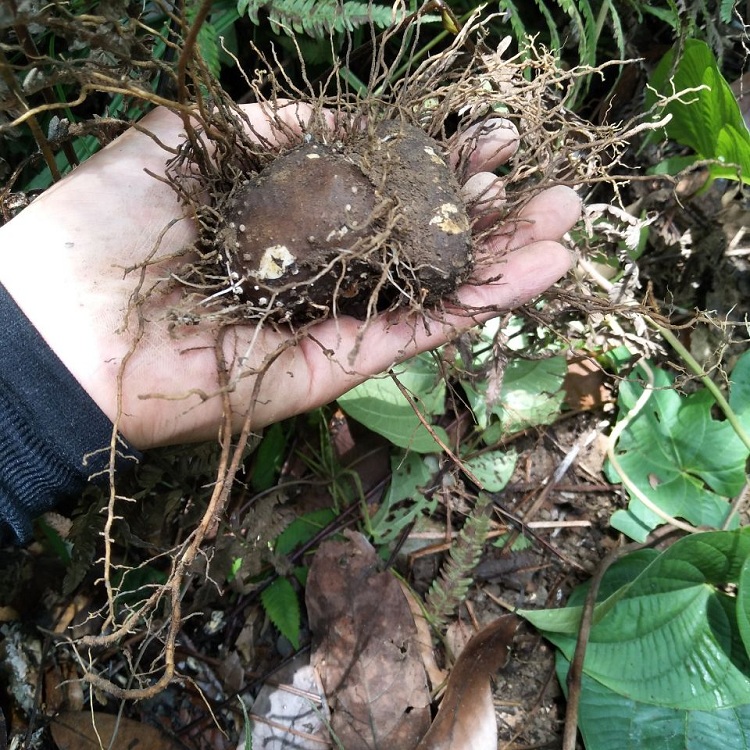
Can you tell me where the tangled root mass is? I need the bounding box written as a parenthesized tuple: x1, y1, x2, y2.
(164, 8, 630, 329)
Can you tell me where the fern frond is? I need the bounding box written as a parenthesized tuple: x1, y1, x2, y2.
(497, 0, 529, 50)
(197, 20, 222, 78)
(604, 0, 626, 60)
(217, 489, 294, 592)
(425, 492, 493, 629)
(532, 0, 562, 53)
(576, 0, 598, 69)
(239, 0, 399, 39)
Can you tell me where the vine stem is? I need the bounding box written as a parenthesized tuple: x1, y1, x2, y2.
(605, 359, 701, 535)
(577, 256, 750, 533)
(648, 320, 750, 452)
(579, 257, 750, 462)
(388, 371, 482, 488)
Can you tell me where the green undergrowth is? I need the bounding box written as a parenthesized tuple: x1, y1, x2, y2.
(608, 351, 750, 540)
(646, 38, 750, 186)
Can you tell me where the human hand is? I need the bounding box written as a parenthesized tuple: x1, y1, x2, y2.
(0, 105, 580, 450)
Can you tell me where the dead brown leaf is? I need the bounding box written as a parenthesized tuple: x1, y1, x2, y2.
(415, 615, 520, 750)
(50, 711, 180, 750)
(306, 531, 431, 750)
(400, 581, 447, 691)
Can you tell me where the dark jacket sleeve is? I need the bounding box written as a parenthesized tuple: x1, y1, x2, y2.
(0, 285, 141, 544)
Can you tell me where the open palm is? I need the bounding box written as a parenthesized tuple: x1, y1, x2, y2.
(0, 105, 580, 449)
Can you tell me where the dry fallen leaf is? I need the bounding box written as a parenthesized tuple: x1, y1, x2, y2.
(306, 531, 431, 750)
(50, 711, 180, 750)
(415, 615, 520, 750)
(401, 580, 447, 691)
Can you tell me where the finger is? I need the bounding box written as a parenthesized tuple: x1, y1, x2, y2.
(236, 100, 338, 146)
(450, 118, 519, 173)
(477, 185, 581, 259)
(135, 102, 333, 160)
(456, 239, 573, 311)
(462, 172, 506, 230)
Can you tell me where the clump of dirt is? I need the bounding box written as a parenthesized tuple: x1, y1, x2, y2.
(218, 120, 471, 322)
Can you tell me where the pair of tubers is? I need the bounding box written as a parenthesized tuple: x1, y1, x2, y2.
(217, 120, 473, 322)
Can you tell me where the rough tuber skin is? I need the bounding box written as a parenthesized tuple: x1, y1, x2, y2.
(219, 119, 472, 322)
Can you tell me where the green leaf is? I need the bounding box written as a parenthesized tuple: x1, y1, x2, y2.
(251, 423, 286, 492)
(738, 556, 750, 660)
(720, 0, 735, 23)
(464, 449, 517, 492)
(647, 39, 750, 184)
(338, 355, 448, 453)
(274, 509, 336, 557)
(197, 19, 221, 77)
(730, 349, 750, 427)
(521, 530, 750, 710)
(464, 355, 566, 437)
(368, 452, 437, 545)
(607, 361, 748, 541)
(556, 654, 750, 750)
(530, 0, 561, 54)
(261, 577, 301, 649)
(640, 4, 681, 29)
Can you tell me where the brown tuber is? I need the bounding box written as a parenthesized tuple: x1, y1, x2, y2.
(218, 120, 473, 322)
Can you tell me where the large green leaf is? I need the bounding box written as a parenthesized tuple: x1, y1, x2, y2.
(521, 530, 750, 710)
(464, 449, 517, 491)
(608, 359, 749, 541)
(647, 39, 750, 184)
(556, 655, 750, 750)
(730, 350, 750, 430)
(367, 452, 438, 545)
(338, 354, 448, 453)
(274, 508, 336, 557)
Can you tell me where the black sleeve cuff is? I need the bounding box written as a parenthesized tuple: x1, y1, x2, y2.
(0, 284, 141, 545)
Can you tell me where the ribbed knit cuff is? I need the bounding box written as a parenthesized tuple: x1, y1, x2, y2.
(0, 285, 141, 544)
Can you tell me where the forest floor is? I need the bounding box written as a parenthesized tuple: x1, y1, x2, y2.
(1, 11, 749, 750)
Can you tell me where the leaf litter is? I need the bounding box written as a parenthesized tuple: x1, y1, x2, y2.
(305, 530, 432, 749)
(256, 529, 521, 750)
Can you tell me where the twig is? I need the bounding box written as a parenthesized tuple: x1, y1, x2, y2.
(605, 359, 701, 534)
(389, 371, 482, 487)
(579, 256, 750, 456)
(562, 540, 631, 750)
(652, 322, 750, 453)
(723, 479, 750, 530)
(0, 47, 62, 181)
(562, 525, 679, 749)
